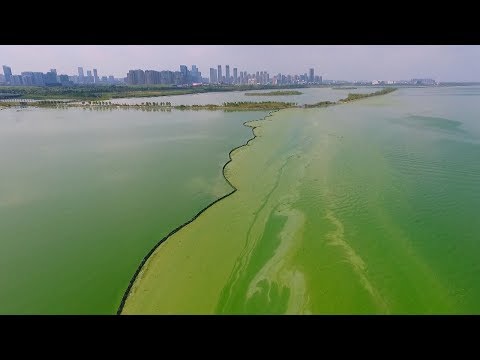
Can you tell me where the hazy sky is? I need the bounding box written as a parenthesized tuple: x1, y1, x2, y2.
(1, 45, 479, 81)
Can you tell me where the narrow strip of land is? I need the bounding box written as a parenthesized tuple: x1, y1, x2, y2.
(244, 90, 303, 96)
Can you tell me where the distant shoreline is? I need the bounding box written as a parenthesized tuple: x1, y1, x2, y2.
(0, 88, 398, 112)
(0, 83, 449, 102)
(0, 84, 311, 102)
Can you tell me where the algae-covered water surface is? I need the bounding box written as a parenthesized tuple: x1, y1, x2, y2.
(2, 86, 480, 314)
(123, 87, 480, 314)
(0, 108, 267, 313)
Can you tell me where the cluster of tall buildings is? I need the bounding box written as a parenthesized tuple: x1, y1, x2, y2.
(208, 65, 322, 85)
(125, 65, 203, 86)
(73, 67, 119, 85)
(1, 65, 69, 86)
(0, 65, 121, 86)
(1, 63, 324, 87)
(1, 64, 440, 88)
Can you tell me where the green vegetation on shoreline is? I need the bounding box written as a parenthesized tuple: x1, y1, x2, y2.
(303, 101, 336, 108)
(1, 88, 397, 112)
(338, 87, 397, 102)
(244, 90, 303, 96)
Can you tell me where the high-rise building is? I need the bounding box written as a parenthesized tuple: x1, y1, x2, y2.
(126, 69, 145, 85)
(160, 71, 174, 85)
(209, 68, 217, 84)
(21, 72, 35, 86)
(2, 65, 12, 83)
(59, 74, 70, 86)
(309, 68, 314, 83)
(217, 65, 222, 84)
(179, 65, 189, 84)
(45, 71, 58, 85)
(233, 68, 237, 84)
(319, 75, 322, 84)
(225, 65, 230, 84)
(33, 72, 45, 86)
(145, 70, 160, 85)
(77, 67, 84, 83)
(93, 69, 99, 83)
(50, 69, 57, 75)
(10, 75, 23, 86)
(191, 65, 201, 83)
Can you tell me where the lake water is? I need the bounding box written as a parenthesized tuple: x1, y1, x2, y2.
(123, 86, 480, 314)
(110, 87, 377, 106)
(0, 106, 267, 313)
(3, 86, 480, 314)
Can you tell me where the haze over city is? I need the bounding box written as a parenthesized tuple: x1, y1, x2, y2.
(1, 45, 480, 82)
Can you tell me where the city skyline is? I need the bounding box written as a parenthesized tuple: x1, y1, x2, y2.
(1, 45, 480, 81)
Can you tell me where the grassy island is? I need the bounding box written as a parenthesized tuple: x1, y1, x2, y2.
(338, 87, 397, 102)
(244, 90, 303, 96)
(304, 101, 336, 108)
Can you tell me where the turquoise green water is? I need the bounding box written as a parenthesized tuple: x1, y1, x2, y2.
(124, 87, 480, 314)
(0, 107, 267, 314)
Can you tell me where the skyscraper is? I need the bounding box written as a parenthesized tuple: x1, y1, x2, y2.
(50, 69, 57, 75)
(2, 65, 12, 83)
(45, 71, 58, 85)
(126, 69, 145, 85)
(309, 68, 314, 83)
(84, 70, 92, 84)
(179, 65, 189, 84)
(209, 68, 217, 84)
(93, 69, 99, 84)
(191, 65, 200, 83)
(145, 70, 160, 84)
(33, 72, 45, 86)
(225, 65, 230, 84)
(21, 72, 34, 86)
(217, 65, 222, 84)
(10, 75, 23, 85)
(77, 67, 84, 84)
(233, 68, 237, 84)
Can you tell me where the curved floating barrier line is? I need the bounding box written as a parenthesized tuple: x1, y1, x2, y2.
(116, 109, 280, 315)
